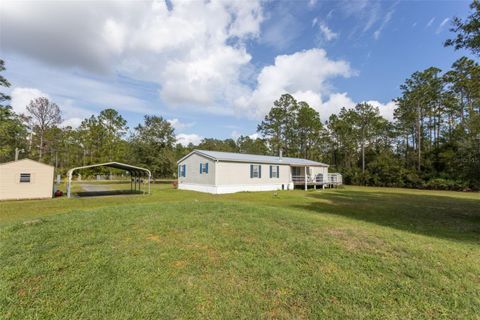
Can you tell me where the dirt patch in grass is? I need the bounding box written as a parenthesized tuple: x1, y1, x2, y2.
(16, 275, 43, 300)
(172, 260, 187, 269)
(146, 234, 161, 242)
(22, 219, 44, 226)
(266, 287, 308, 319)
(326, 228, 386, 252)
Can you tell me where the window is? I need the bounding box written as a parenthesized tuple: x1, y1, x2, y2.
(316, 173, 324, 183)
(199, 162, 209, 174)
(250, 164, 261, 178)
(20, 173, 31, 183)
(270, 165, 279, 178)
(292, 167, 301, 176)
(179, 164, 186, 177)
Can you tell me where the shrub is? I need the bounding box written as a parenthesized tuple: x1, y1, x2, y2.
(424, 178, 468, 191)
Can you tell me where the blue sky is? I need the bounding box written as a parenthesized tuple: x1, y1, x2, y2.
(0, 0, 473, 145)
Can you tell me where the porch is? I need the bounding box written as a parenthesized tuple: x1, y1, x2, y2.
(291, 166, 326, 190)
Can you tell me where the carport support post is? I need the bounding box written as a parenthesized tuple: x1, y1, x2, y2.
(67, 171, 72, 198)
(130, 171, 133, 192)
(148, 174, 151, 194)
(304, 166, 307, 191)
(134, 172, 137, 191)
(142, 173, 146, 195)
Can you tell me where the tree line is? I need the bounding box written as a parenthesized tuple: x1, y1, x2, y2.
(0, 1, 479, 189)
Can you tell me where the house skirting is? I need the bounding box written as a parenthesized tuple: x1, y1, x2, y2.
(178, 183, 294, 194)
(178, 183, 218, 194)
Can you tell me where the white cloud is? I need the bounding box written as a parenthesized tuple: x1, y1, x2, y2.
(318, 92, 356, 120)
(337, 0, 382, 33)
(176, 133, 203, 146)
(308, 0, 318, 8)
(61, 118, 83, 128)
(326, 9, 335, 20)
(1, 0, 394, 127)
(336, 0, 398, 41)
(373, 9, 394, 40)
(167, 118, 194, 131)
(11, 87, 96, 128)
(315, 95, 397, 122)
(232, 130, 259, 140)
(293, 90, 324, 111)
(426, 17, 436, 28)
(160, 46, 251, 107)
(58, 100, 96, 127)
(234, 48, 355, 119)
(318, 22, 339, 41)
(1, 0, 264, 113)
(231, 130, 241, 139)
(6, 56, 153, 118)
(11, 87, 49, 115)
(366, 100, 397, 120)
(249, 133, 260, 140)
(260, 5, 302, 50)
(436, 18, 450, 34)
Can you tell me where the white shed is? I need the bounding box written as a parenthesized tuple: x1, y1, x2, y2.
(0, 159, 54, 201)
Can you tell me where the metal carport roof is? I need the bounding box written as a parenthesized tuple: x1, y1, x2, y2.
(66, 162, 151, 198)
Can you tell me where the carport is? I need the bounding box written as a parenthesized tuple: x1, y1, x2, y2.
(66, 162, 151, 198)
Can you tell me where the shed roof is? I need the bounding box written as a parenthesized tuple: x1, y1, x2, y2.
(178, 150, 329, 167)
(0, 158, 54, 168)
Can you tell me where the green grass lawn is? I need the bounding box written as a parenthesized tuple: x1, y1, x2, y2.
(1, 185, 479, 319)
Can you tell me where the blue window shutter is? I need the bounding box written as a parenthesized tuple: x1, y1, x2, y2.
(183, 164, 186, 177)
(250, 165, 253, 178)
(269, 165, 272, 178)
(206, 163, 208, 174)
(199, 163, 202, 174)
(259, 165, 261, 178)
(277, 166, 280, 178)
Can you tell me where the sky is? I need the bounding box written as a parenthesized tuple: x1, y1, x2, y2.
(0, 0, 473, 145)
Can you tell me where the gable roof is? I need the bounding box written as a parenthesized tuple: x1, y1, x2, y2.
(0, 158, 54, 168)
(178, 150, 329, 167)
(66, 162, 151, 176)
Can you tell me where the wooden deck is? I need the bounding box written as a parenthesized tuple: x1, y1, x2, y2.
(292, 175, 342, 189)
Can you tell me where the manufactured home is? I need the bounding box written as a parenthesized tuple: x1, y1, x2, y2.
(0, 158, 54, 201)
(177, 150, 329, 194)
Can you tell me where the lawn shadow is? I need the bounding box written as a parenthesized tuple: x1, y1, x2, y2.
(292, 190, 480, 244)
(75, 190, 145, 197)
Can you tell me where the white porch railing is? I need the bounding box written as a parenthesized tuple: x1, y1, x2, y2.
(292, 175, 325, 184)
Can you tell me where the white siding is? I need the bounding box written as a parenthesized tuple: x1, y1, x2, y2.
(216, 161, 291, 187)
(177, 153, 216, 186)
(311, 166, 329, 183)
